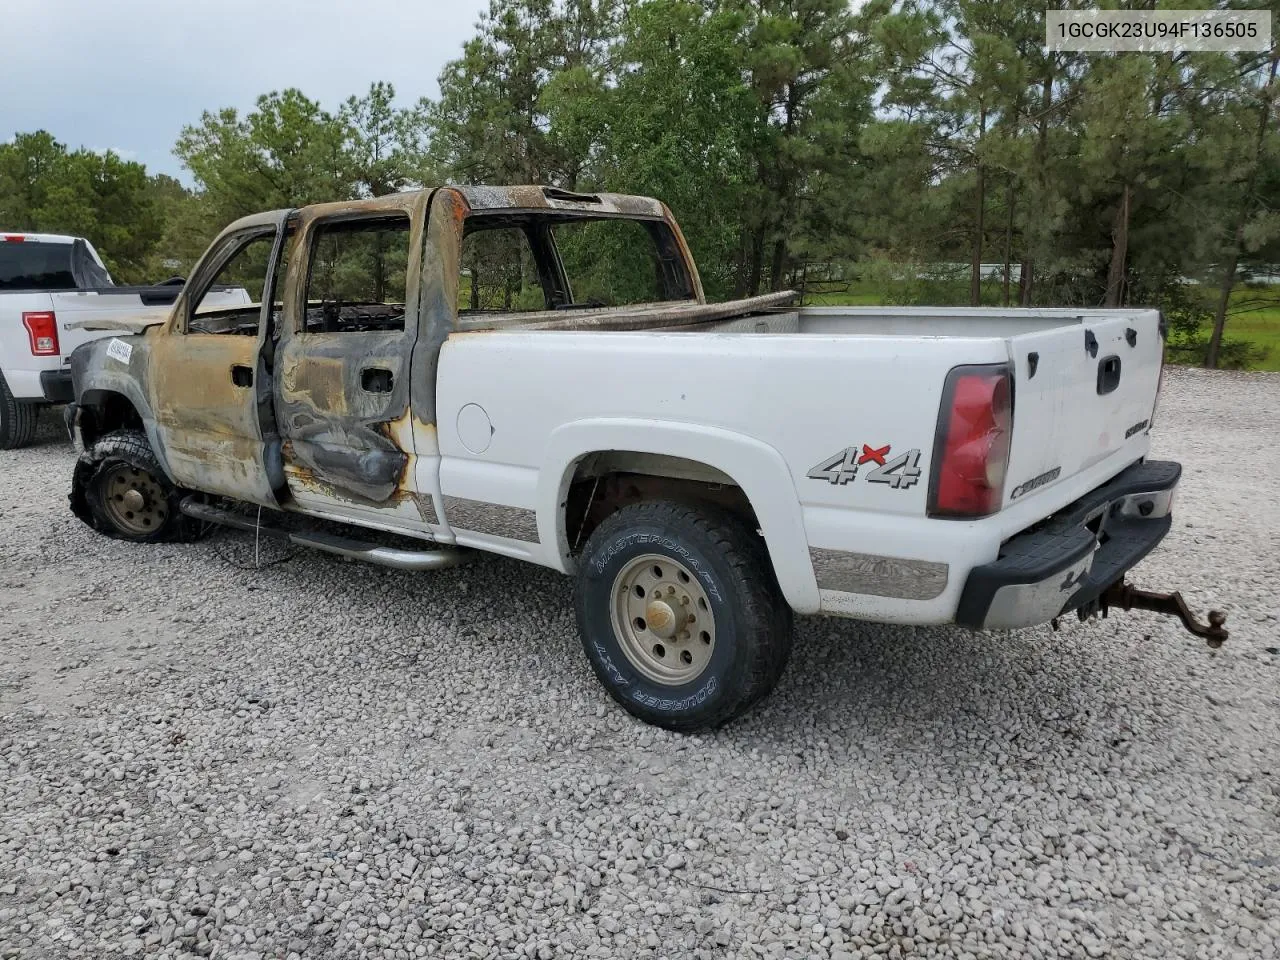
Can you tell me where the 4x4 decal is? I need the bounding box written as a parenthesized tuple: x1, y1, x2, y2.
(866, 449, 922, 489)
(808, 444, 922, 490)
(858, 443, 890, 465)
(807, 447, 861, 485)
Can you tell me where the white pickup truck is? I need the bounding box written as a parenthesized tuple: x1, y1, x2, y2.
(0, 231, 249, 448)
(63, 186, 1225, 729)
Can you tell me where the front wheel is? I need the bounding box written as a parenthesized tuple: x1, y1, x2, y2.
(70, 429, 203, 542)
(574, 500, 793, 731)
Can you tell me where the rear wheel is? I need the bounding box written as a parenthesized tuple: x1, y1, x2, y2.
(575, 500, 793, 731)
(0, 375, 39, 450)
(71, 429, 202, 542)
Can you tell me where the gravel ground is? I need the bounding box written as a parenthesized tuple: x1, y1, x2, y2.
(1, 366, 1278, 960)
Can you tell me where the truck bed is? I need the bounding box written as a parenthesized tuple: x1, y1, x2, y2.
(457, 294, 1154, 340)
(437, 299, 1163, 619)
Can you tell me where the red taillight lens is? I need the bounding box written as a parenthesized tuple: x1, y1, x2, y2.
(22, 311, 59, 356)
(928, 363, 1013, 518)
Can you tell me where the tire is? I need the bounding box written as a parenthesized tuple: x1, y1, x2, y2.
(69, 429, 203, 542)
(0, 375, 39, 450)
(575, 500, 793, 731)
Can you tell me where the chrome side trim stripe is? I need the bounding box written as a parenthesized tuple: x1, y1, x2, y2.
(442, 496, 539, 543)
(809, 547, 949, 600)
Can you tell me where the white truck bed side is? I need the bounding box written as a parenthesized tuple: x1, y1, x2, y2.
(433, 320, 1157, 623)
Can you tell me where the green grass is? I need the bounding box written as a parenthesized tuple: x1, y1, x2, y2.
(802, 287, 886, 307)
(799, 279, 1280, 372)
(1224, 291, 1280, 371)
(801, 277, 1025, 308)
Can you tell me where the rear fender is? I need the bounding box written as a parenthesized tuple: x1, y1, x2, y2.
(540, 418, 820, 614)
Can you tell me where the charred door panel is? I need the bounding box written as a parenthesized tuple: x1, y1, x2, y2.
(148, 213, 290, 506)
(274, 199, 431, 528)
(277, 331, 410, 502)
(151, 334, 278, 504)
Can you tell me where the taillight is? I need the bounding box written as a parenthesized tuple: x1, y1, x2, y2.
(22, 311, 60, 356)
(928, 363, 1013, 518)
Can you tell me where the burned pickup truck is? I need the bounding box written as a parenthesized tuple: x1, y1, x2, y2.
(64, 185, 1225, 729)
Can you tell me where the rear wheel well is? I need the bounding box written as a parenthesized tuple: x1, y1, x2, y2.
(564, 452, 760, 556)
(80, 391, 144, 448)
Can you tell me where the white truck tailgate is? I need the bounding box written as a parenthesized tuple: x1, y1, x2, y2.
(1003, 310, 1163, 507)
(52, 293, 171, 359)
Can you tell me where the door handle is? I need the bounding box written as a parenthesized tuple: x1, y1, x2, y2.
(1096, 355, 1121, 395)
(231, 364, 253, 387)
(361, 367, 394, 393)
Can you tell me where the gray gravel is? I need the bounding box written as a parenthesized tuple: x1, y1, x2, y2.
(1, 366, 1278, 960)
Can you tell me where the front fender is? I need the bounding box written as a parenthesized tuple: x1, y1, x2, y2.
(70, 335, 172, 482)
(538, 418, 820, 614)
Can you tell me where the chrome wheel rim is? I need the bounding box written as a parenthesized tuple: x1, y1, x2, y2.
(611, 553, 716, 686)
(102, 464, 167, 535)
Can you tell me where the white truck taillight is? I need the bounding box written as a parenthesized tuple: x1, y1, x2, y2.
(22, 311, 59, 356)
(928, 363, 1013, 518)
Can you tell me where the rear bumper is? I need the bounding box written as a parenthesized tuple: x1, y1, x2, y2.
(40, 369, 74, 404)
(1, 366, 54, 401)
(956, 459, 1180, 630)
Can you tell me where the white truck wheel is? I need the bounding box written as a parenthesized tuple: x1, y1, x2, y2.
(0, 375, 39, 450)
(574, 500, 793, 730)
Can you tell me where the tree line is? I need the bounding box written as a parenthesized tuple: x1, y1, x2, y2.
(3, 0, 1277, 367)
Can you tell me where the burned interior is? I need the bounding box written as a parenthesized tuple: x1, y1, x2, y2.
(303, 215, 411, 334)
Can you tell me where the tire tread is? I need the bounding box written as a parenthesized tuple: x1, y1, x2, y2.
(577, 500, 792, 730)
(0, 375, 39, 450)
(70, 428, 203, 542)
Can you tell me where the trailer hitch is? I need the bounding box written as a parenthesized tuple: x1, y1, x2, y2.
(1096, 580, 1229, 648)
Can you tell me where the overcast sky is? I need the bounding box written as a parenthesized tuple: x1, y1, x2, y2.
(1, 0, 492, 180)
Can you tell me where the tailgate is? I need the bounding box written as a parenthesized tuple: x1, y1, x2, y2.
(1003, 310, 1163, 506)
(52, 294, 167, 359)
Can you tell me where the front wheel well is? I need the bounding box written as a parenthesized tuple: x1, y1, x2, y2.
(564, 452, 761, 556)
(79, 391, 144, 448)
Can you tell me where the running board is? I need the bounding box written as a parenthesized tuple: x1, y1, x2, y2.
(179, 498, 469, 572)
